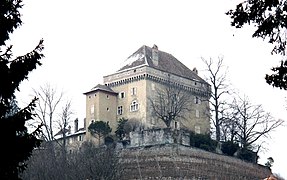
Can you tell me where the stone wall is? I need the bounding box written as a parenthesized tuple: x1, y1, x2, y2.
(119, 144, 271, 180)
(129, 128, 190, 147)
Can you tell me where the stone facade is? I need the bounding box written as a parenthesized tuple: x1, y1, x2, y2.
(119, 144, 271, 180)
(84, 45, 211, 138)
(129, 128, 190, 147)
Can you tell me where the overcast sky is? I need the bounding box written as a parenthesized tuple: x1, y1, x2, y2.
(10, 0, 286, 177)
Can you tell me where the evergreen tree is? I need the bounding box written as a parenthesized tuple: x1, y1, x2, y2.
(0, 0, 44, 179)
(88, 121, 112, 145)
(227, 0, 287, 90)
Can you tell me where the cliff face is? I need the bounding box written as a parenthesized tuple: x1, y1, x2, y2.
(119, 144, 271, 180)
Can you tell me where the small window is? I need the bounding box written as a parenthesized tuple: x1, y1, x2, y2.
(134, 69, 137, 73)
(88, 95, 91, 99)
(131, 87, 137, 96)
(78, 135, 83, 141)
(195, 109, 200, 118)
(130, 100, 139, 112)
(194, 97, 201, 104)
(174, 121, 180, 130)
(119, 92, 125, 99)
(107, 107, 109, 111)
(117, 106, 123, 115)
(195, 126, 201, 134)
(106, 95, 109, 99)
(151, 83, 155, 91)
(90, 105, 94, 114)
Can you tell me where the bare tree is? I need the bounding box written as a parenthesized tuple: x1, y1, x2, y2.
(220, 108, 239, 143)
(202, 56, 230, 141)
(33, 83, 63, 141)
(149, 83, 192, 128)
(229, 95, 284, 150)
(21, 141, 123, 180)
(57, 100, 73, 164)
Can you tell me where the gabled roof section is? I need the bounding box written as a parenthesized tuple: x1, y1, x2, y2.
(118, 45, 206, 82)
(83, 84, 117, 95)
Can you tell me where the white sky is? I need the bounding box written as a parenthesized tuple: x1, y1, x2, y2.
(9, 0, 286, 177)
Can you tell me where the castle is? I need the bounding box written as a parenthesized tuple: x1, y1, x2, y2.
(54, 45, 271, 179)
(83, 44, 211, 139)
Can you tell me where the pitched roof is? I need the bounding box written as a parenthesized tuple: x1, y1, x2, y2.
(118, 45, 206, 82)
(83, 84, 117, 95)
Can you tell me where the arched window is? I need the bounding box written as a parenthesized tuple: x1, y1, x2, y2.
(130, 100, 139, 112)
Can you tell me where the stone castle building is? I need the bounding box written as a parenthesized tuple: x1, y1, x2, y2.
(83, 44, 211, 138)
(53, 45, 271, 179)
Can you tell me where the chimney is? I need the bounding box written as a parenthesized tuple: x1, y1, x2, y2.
(74, 118, 78, 133)
(193, 67, 198, 74)
(152, 44, 159, 66)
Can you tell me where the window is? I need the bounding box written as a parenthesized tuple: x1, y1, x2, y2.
(119, 92, 125, 99)
(107, 107, 109, 111)
(106, 95, 109, 99)
(117, 106, 123, 115)
(151, 83, 155, 91)
(90, 104, 94, 114)
(131, 87, 137, 96)
(174, 121, 180, 130)
(194, 97, 201, 104)
(130, 100, 139, 112)
(195, 126, 201, 134)
(195, 109, 200, 118)
(78, 135, 83, 141)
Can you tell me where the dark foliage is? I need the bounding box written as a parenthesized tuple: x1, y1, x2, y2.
(104, 135, 114, 146)
(115, 118, 128, 140)
(236, 148, 258, 163)
(221, 141, 239, 156)
(88, 120, 112, 145)
(227, 0, 287, 90)
(266, 60, 287, 89)
(0, 0, 44, 179)
(190, 132, 217, 152)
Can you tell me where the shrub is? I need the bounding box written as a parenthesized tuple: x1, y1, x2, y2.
(190, 132, 217, 152)
(221, 141, 239, 156)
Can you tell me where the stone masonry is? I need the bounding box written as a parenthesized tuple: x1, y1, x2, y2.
(119, 144, 271, 180)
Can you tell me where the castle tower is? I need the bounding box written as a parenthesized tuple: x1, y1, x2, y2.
(83, 84, 118, 137)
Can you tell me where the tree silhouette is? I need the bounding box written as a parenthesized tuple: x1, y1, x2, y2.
(0, 0, 44, 179)
(228, 95, 283, 150)
(149, 82, 192, 128)
(88, 121, 112, 145)
(226, 0, 287, 90)
(202, 56, 230, 141)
